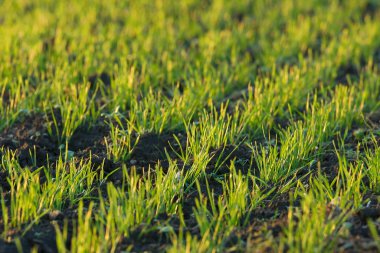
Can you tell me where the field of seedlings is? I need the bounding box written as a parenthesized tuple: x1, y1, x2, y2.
(0, 0, 380, 252)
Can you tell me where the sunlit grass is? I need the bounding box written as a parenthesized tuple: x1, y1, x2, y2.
(0, 0, 380, 252)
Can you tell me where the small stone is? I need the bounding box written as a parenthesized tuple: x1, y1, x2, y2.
(175, 171, 182, 182)
(130, 159, 137, 165)
(48, 210, 64, 221)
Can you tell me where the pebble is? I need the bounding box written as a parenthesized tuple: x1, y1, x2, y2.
(48, 210, 64, 221)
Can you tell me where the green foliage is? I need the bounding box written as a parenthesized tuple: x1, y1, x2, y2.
(0, 0, 380, 252)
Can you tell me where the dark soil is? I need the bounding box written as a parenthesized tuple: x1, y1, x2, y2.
(67, 119, 120, 175)
(0, 223, 58, 253)
(116, 214, 181, 252)
(339, 194, 380, 252)
(129, 131, 186, 169)
(88, 72, 112, 88)
(207, 144, 254, 175)
(0, 113, 58, 168)
(334, 63, 360, 86)
(362, 1, 380, 20)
